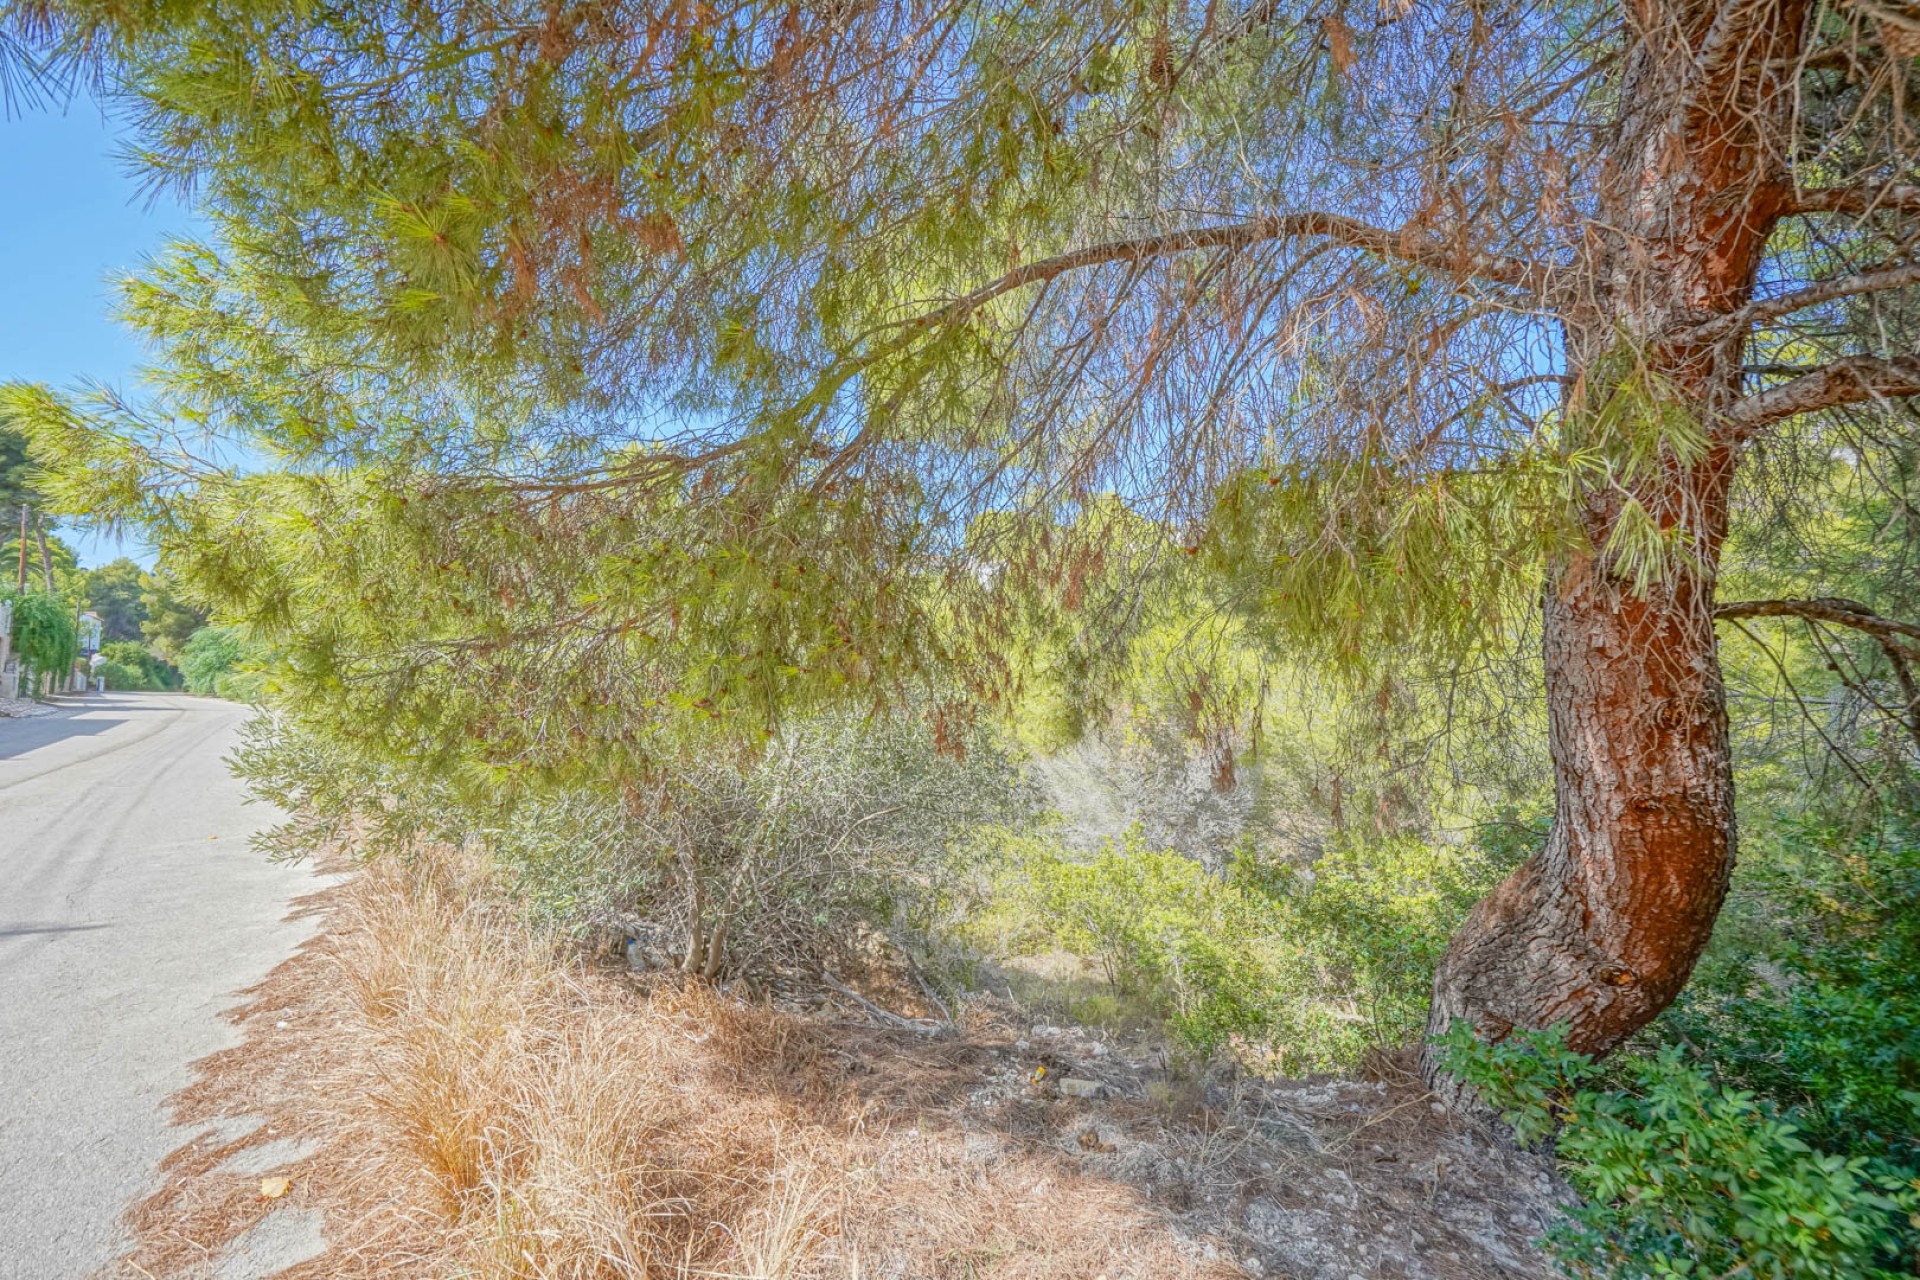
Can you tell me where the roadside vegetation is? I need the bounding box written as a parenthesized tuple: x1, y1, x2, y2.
(4, 422, 262, 699)
(121, 844, 1245, 1280)
(3, 0, 1919, 1276)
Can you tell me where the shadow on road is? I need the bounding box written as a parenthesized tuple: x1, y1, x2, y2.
(0, 922, 116, 939)
(0, 711, 126, 761)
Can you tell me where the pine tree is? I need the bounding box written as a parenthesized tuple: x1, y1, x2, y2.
(7, 0, 1917, 1088)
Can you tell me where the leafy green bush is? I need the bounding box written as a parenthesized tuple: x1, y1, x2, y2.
(4, 590, 78, 694)
(95, 659, 151, 691)
(98, 639, 179, 690)
(1441, 1023, 1920, 1280)
(179, 624, 266, 699)
(1657, 818, 1920, 1167)
(990, 833, 1285, 1052)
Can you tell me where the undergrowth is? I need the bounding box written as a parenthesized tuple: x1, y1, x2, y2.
(294, 847, 1236, 1280)
(1439, 815, 1920, 1280)
(970, 822, 1522, 1072)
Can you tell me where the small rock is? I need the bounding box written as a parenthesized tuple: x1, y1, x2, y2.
(1242, 1257, 1265, 1277)
(1058, 1077, 1103, 1099)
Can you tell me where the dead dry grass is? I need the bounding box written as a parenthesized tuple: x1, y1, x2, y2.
(111, 850, 1241, 1280)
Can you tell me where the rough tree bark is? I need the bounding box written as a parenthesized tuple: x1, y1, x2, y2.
(1422, 0, 1813, 1090)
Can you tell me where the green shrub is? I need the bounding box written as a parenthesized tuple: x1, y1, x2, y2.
(96, 659, 152, 691)
(179, 624, 267, 699)
(1440, 1023, 1920, 1280)
(98, 640, 179, 690)
(993, 833, 1285, 1052)
(1657, 818, 1920, 1167)
(232, 706, 1031, 981)
(978, 824, 1520, 1070)
(5, 590, 78, 693)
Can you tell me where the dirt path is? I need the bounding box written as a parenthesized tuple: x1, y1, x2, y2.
(0, 693, 324, 1279)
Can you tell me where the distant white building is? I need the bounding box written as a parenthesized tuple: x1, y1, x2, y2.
(74, 612, 105, 692)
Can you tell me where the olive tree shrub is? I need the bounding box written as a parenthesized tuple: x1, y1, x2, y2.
(234, 704, 1032, 982)
(603, 709, 1033, 983)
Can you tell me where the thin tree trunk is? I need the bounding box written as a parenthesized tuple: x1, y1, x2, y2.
(1423, 0, 1811, 1090)
(34, 510, 54, 593)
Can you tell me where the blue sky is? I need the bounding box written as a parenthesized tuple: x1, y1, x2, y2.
(2, 91, 201, 569)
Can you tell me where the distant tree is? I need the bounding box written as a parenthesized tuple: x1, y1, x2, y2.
(79, 557, 147, 642)
(1, 424, 60, 592)
(138, 566, 206, 658)
(179, 624, 262, 699)
(0, 426, 30, 514)
(0, 519, 75, 591)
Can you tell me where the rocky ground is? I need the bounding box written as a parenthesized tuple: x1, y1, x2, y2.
(797, 1003, 1568, 1280)
(0, 692, 62, 717)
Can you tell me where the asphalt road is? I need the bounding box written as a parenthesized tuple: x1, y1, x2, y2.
(0, 693, 321, 1279)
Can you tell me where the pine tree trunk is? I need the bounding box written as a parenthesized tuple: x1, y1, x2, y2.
(1424, 526, 1736, 1090)
(1422, 0, 1811, 1091)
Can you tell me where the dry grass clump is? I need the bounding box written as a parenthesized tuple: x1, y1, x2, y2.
(119, 849, 1236, 1280)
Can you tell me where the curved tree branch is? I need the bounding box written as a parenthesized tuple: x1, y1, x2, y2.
(1720, 354, 1920, 438)
(1684, 261, 1920, 346)
(1785, 184, 1920, 217)
(1716, 597, 1920, 753)
(1723, 616, 1879, 789)
(886, 211, 1548, 338)
(809, 213, 1547, 490)
(1714, 596, 1920, 647)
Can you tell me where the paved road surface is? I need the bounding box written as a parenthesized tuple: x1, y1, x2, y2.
(0, 693, 321, 1279)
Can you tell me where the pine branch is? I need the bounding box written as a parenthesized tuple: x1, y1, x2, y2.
(1785, 184, 1920, 217)
(1720, 354, 1920, 437)
(1713, 596, 1920, 647)
(808, 214, 1546, 490)
(1685, 262, 1920, 346)
(886, 212, 1548, 338)
(1717, 597, 1920, 752)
